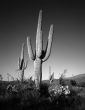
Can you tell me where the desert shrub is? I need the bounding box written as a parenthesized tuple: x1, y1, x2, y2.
(0, 82, 40, 110)
(20, 88, 40, 106)
(70, 80, 77, 86)
(12, 82, 40, 107)
(0, 86, 6, 96)
(39, 83, 50, 97)
(0, 80, 85, 110)
(59, 72, 66, 86)
(48, 84, 71, 104)
(48, 83, 83, 110)
(79, 82, 85, 87)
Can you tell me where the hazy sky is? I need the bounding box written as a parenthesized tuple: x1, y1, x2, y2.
(0, 1, 85, 80)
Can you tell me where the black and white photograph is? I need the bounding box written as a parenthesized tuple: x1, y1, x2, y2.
(0, 0, 85, 110)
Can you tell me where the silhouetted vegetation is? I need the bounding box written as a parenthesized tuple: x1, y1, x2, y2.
(70, 79, 77, 86)
(0, 79, 85, 110)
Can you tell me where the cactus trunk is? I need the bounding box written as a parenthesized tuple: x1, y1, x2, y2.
(21, 70, 24, 82)
(34, 58, 42, 88)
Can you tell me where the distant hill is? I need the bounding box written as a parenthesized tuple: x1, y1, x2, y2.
(67, 73, 85, 83)
(43, 73, 85, 86)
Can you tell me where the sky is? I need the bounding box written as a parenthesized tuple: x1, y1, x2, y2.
(0, 0, 85, 80)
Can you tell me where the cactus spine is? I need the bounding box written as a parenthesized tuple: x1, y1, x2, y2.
(27, 10, 53, 89)
(18, 44, 28, 82)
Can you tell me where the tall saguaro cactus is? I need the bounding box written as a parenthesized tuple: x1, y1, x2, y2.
(18, 44, 28, 82)
(27, 10, 53, 89)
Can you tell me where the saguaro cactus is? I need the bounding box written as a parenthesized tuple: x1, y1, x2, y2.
(27, 10, 53, 89)
(18, 44, 28, 82)
(49, 72, 54, 84)
(49, 66, 54, 84)
(49, 65, 51, 79)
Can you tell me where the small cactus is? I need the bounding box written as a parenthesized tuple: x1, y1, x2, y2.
(49, 66, 54, 84)
(18, 44, 28, 82)
(27, 10, 54, 89)
(49, 72, 54, 84)
(49, 66, 51, 79)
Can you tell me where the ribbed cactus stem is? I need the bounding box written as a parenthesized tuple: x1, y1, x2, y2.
(49, 72, 54, 84)
(27, 37, 34, 60)
(21, 43, 25, 60)
(18, 43, 28, 82)
(34, 58, 42, 88)
(21, 70, 24, 82)
(27, 10, 53, 89)
(42, 25, 53, 62)
(36, 10, 43, 57)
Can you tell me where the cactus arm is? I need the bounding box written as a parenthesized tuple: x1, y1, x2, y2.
(36, 10, 43, 57)
(18, 57, 21, 69)
(24, 60, 28, 70)
(25, 60, 28, 68)
(42, 25, 53, 62)
(27, 37, 35, 60)
(18, 59, 23, 70)
(50, 72, 54, 84)
(20, 59, 24, 70)
(21, 43, 25, 60)
(18, 43, 24, 70)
